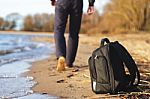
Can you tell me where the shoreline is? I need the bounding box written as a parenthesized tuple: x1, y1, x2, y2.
(27, 33, 150, 99)
(0, 32, 56, 99)
(0, 30, 53, 34)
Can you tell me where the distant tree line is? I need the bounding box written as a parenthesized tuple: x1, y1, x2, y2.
(0, 0, 150, 34)
(23, 12, 100, 33)
(0, 17, 16, 30)
(23, 13, 54, 32)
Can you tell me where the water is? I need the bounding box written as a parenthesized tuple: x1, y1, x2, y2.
(0, 33, 57, 99)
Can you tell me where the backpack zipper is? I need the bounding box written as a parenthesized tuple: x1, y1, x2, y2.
(108, 45, 115, 93)
(99, 48, 114, 93)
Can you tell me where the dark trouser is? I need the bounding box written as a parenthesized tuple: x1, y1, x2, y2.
(54, 0, 83, 66)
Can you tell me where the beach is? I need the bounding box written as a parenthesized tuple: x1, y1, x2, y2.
(28, 32, 150, 99)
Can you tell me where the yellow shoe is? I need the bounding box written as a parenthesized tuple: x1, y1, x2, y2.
(56, 56, 65, 72)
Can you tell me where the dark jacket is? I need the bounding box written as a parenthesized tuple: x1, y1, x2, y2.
(89, 0, 95, 6)
(50, 0, 95, 6)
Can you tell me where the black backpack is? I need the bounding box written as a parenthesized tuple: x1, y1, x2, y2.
(88, 38, 140, 94)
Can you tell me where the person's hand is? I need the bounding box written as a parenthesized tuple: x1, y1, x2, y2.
(87, 6, 94, 15)
(51, 0, 56, 6)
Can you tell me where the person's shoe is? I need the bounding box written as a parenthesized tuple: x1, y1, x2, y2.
(56, 56, 65, 72)
(65, 64, 73, 68)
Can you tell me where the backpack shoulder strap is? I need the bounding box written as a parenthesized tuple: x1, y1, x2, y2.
(114, 41, 140, 86)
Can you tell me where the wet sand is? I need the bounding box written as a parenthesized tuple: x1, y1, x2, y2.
(28, 33, 150, 99)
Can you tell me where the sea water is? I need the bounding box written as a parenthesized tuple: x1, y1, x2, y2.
(0, 33, 57, 99)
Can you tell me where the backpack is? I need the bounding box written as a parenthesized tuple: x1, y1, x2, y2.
(88, 38, 140, 94)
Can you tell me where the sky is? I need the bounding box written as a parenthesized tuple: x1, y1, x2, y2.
(0, 0, 110, 17)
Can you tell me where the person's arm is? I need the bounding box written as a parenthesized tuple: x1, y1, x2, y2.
(87, 0, 95, 15)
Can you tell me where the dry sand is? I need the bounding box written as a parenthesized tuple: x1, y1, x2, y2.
(27, 33, 150, 99)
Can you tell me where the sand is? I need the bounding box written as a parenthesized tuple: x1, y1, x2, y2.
(27, 33, 150, 99)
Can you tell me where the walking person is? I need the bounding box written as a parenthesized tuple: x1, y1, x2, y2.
(51, 0, 95, 71)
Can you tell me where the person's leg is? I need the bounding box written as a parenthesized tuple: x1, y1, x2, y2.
(54, 0, 69, 71)
(66, 0, 83, 67)
(54, 1, 69, 58)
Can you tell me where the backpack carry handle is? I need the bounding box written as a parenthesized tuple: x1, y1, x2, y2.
(100, 38, 110, 46)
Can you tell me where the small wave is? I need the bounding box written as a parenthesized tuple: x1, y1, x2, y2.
(22, 47, 32, 51)
(0, 73, 17, 78)
(36, 43, 45, 48)
(0, 58, 19, 66)
(0, 77, 36, 99)
(0, 48, 22, 55)
(0, 42, 45, 56)
(17, 93, 57, 99)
